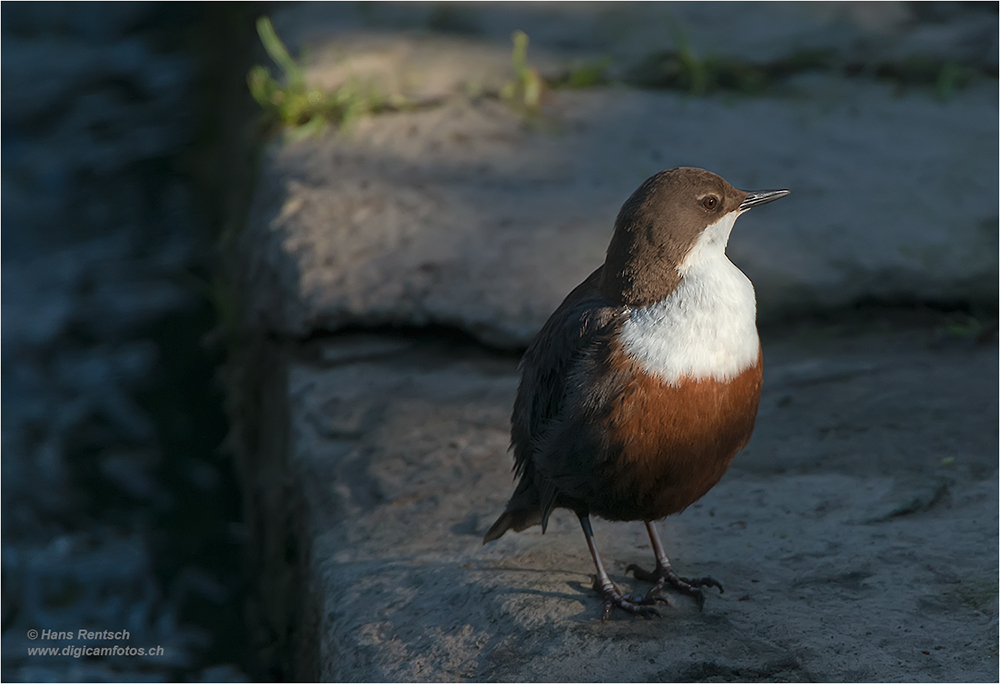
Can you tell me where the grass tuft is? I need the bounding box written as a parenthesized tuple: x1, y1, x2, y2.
(500, 30, 546, 114)
(247, 16, 391, 136)
(552, 56, 613, 89)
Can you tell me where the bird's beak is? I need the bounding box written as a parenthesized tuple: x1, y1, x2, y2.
(740, 189, 790, 210)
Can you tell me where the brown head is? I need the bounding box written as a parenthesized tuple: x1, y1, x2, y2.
(599, 167, 788, 306)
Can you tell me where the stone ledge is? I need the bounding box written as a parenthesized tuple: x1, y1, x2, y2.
(241, 3, 998, 348)
(232, 6, 1000, 680)
(239, 327, 997, 681)
(241, 82, 998, 347)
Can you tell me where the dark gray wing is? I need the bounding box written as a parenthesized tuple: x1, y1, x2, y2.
(510, 268, 627, 527)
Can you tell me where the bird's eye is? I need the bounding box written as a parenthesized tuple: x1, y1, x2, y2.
(702, 196, 719, 210)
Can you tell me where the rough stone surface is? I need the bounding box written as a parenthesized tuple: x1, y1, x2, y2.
(243, 81, 997, 347)
(242, 1, 998, 348)
(271, 2, 999, 78)
(232, 3, 1000, 681)
(247, 322, 997, 682)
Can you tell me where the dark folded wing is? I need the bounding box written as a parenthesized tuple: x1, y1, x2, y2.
(510, 268, 626, 511)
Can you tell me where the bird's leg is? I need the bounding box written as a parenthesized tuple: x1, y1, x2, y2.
(577, 513, 667, 621)
(626, 521, 724, 610)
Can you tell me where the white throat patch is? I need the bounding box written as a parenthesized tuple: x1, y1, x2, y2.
(618, 211, 759, 386)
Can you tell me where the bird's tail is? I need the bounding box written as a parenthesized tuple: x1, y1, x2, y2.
(482, 507, 542, 544)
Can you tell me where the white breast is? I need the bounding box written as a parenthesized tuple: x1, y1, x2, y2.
(618, 211, 760, 386)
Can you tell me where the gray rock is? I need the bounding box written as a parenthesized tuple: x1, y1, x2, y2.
(241, 326, 997, 681)
(233, 5, 1000, 680)
(240, 2, 998, 348)
(242, 81, 997, 347)
(270, 2, 999, 76)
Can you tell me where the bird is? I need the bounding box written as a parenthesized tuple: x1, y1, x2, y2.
(482, 167, 789, 620)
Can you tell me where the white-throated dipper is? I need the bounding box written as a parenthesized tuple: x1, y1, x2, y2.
(483, 167, 789, 620)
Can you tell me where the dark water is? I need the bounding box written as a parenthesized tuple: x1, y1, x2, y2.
(2, 4, 258, 680)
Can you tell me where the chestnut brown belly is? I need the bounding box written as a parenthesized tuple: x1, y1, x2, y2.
(592, 349, 763, 522)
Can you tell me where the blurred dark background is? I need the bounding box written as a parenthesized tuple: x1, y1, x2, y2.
(2, 3, 258, 680)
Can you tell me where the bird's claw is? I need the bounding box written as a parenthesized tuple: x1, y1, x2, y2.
(592, 576, 668, 621)
(625, 563, 724, 611)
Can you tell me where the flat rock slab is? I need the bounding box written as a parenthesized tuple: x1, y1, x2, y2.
(271, 2, 999, 77)
(241, 1, 999, 347)
(243, 83, 998, 348)
(257, 323, 997, 681)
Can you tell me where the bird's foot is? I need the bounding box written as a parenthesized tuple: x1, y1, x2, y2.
(625, 562, 724, 611)
(591, 576, 668, 622)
